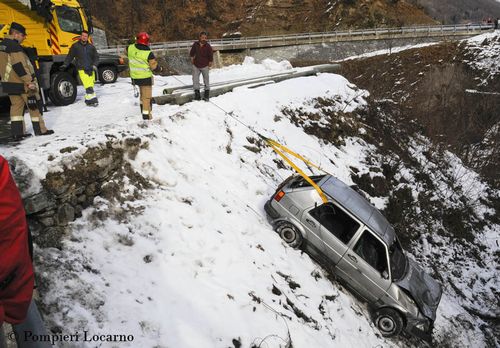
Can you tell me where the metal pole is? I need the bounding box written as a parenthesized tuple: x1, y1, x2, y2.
(39, 88, 48, 112)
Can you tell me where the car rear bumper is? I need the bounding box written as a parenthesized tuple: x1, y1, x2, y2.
(264, 199, 280, 219)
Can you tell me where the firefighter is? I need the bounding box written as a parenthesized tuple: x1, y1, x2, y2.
(60, 29, 99, 106)
(0, 22, 54, 141)
(126, 32, 162, 120)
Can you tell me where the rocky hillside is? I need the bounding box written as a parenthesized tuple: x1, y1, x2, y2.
(340, 33, 500, 188)
(409, 0, 500, 24)
(84, 0, 435, 43)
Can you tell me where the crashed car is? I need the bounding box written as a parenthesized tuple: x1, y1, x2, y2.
(264, 174, 442, 342)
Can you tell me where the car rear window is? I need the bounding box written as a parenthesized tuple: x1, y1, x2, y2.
(289, 175, 326, 189)
(310, 202, 360, 244)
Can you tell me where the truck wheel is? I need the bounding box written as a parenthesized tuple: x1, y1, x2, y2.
(48, 72, 77, 106)
(98, 66, 118, 84)
(375, 308, 404, 337)
(276, 222, 303, 249)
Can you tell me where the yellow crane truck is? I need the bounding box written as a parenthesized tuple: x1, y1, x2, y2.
(0, 0, 125, 106)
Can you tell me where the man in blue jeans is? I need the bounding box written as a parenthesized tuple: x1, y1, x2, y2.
(189, 31, 213, 101)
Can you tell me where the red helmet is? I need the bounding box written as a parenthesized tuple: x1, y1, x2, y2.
(136, 32, 150, 46)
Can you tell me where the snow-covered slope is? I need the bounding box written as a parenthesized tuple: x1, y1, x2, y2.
(3, 60, 390, 347)
(2, 52, 498, 347)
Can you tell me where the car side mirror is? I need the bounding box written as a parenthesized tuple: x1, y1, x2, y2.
(382, 270, 389, 280)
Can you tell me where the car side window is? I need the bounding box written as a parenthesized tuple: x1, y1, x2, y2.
(353, 230, 388, 275)
(310, 203, 360, 244)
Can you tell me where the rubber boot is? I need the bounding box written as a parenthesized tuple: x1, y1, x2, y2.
(203, 90, 210, 101)
(10, 121, 31, 141)
(33, 123, 54, 136)
(194, 90, 201, 101)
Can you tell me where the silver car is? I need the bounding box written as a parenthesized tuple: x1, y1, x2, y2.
(264, 174, 442, 342)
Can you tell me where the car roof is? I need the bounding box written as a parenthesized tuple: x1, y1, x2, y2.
(320, 175, 396, 246)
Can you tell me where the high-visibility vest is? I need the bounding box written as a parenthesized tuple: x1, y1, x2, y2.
(127, 44, 152, 79)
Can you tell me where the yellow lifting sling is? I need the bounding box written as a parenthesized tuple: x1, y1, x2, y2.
(261, 136, 329, 204)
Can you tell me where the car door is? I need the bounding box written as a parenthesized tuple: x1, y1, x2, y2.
(336, 229, 392, 302)
(308, 202, 362, 265)
(300, 204, 325, 259)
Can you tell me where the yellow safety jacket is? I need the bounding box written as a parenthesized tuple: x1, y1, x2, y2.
(127, 44, 153, 80)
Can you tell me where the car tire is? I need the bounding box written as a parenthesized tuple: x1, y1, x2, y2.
(98, 65, 118, 84)
(374, 308, 404, 337)
(276, 222, 303, 249)
(48, 72, 77, 106)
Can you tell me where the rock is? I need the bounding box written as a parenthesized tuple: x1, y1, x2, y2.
(57, 203, 75, 226)
(69, 194, 78, 206)
(39, 217, 55, 227)
(45, 175, 70, 195)
(77, 194, 87, 204)
(24, 192, 57, 215)
(85, 183, 98, 197)
(74, 186, 86, 195)
(37, 227, 65, 249)
(75, 205, 83, 218)
(36, 209, 57, 218)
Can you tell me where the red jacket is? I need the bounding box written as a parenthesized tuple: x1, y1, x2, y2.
(189, 41, 213, 69)
(0, 156, 34, 324)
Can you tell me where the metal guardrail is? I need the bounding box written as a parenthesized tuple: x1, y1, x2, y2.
(97, 23, 495, 54)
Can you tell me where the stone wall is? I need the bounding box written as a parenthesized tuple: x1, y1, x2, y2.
(10, 137, 149, 249)
(154, 36, 469, 73)
(228, 36, 455, 65)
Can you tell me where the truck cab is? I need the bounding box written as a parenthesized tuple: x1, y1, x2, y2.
(0, 0, 126, 106)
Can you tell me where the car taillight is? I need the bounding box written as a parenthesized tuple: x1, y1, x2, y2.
(274, 190, 285, 202)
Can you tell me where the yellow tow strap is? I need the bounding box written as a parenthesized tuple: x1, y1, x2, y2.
(263, 137, 329, 203)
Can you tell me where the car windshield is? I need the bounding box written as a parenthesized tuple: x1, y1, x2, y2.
(389, 239, 407, 281)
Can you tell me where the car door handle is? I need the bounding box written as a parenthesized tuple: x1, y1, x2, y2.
(305, 218, 316, 228)
(61, 44, 69, 47)
(348, 254, 358, 263)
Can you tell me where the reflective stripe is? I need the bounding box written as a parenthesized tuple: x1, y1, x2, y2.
(10, 116, 24, 121)
(130, 67, 151, 72)
(127, 44, 152, 79)
(4, 54, 12, 81)
(85, 93, 97, 100)
(129, 58, 146, 65)
(31, 116, 40, 122)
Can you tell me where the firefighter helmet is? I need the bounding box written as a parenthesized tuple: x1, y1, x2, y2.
(136, 32, 150, 46)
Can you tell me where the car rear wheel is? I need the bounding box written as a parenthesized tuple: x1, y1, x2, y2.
(375, 308, 404, 337)
(276, 222, 303, 249)
(98, 65, 118, 84)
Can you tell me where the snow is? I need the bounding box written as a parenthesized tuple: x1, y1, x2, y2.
(462, 32, 500, 83)
(2, 50, 498, 347)
(340, 42, 439, 61)
(2, 60, 392, 347)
